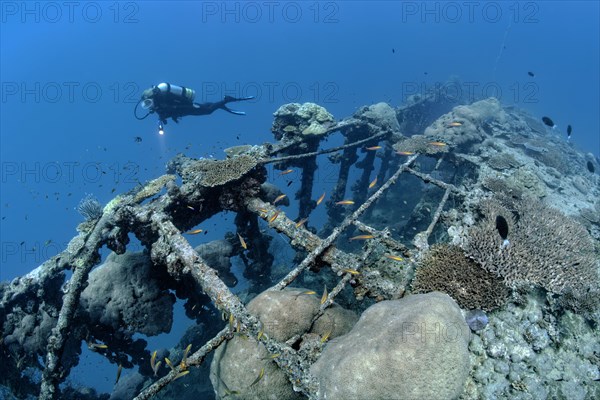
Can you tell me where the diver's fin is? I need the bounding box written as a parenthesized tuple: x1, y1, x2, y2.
(224, 95, 255, 103)
(222, 105, 246, 115)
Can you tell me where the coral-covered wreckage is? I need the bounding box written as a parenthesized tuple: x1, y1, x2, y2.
(1, 90, 600, 400)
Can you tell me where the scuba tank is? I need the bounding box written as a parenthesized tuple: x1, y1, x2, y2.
(156, 82, 195, 102)
(134, 83, 195, 121)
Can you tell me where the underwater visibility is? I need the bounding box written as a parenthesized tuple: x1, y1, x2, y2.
(1, 87, 599, 399)
(1, 3, 600, 400)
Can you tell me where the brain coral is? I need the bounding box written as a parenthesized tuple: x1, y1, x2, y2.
(80, 251, 175, 336)
(311, 292, 470, 400)
(210, 288, 357, 400)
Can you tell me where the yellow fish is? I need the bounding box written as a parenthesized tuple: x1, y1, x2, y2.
(88, 343, 108, 351)
(273, 194, 287, 204)
(269, 211, 279, 223)
(298, 290, 316, 296)
(185, 229, 203, 235)
(279, 169, 294, 175)
(365, 146, 382, 151)
(257, 326, 265, 341)
(341, 268, 360, 275)
(321, 328, 332, 343)
(316, 192, 326, 206)
(186, 205, 195, 211)
(336, 200, 355, 205)
(385, 254, 403, 261)
(165, 357, 176, 372)
(447, 121, 462, 127)
(428, 141, 447, 147)
(295, 218, 308, 228)
(174, 370, 190, 381)
(250, 367, 265, 386)
(349, 234, 374, 241)
(151, 350, 157, 370)
(369, 177, 377, 189)
(183, 344, 192, 365)
(153, 361, 162, 376)
(237, 233, 247, 250)
(396, 151, 415, 156)
(320, 285, 328, 305)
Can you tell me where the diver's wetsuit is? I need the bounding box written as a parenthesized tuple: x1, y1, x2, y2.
(154, 95, 249, 124)
(141, 83, 253, 125)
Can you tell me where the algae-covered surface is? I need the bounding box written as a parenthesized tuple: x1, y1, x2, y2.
(2, 92, 598, 400)
(2, 4, 599, 400)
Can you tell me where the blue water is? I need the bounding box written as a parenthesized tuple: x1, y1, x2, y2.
(1, 1, 599, 397)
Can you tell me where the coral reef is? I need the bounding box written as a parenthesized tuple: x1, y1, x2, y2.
(211, 334, 306, 400)
(481, 176, 524, 199)
(393, 134, 449, 156)
(81, 252, 175, 336)
(487, 152, 520, 170)
(179, 154, 262, 188)
(412, 244, 510, 311)
(210, 288, 357, 400)
(353, 102, 400, 133)
(132, 175, 176, 203)
(510, 167, 546, 198)
(2, 89, 599, 400)
(463, 197, 599, 302)
(271, 102, 335, 141)
(311, 292, 470, 400)
(424, 98, 507, 147)
(194, 240, 237, 287)
(464, 293, 600, 400)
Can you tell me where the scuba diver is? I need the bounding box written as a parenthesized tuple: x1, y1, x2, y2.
(134, 83, 254, 134)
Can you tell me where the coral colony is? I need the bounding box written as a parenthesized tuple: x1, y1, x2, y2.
(1, 88, 599, 400)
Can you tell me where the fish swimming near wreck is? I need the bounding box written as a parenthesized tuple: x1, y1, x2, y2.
(316, 192, 326, 206)
(542, 116, 557, 129)
(495, 215, 510, 249)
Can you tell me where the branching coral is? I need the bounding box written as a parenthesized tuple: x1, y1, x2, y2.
(412, 244, 510, 311)
(463, 197, 599, 303)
